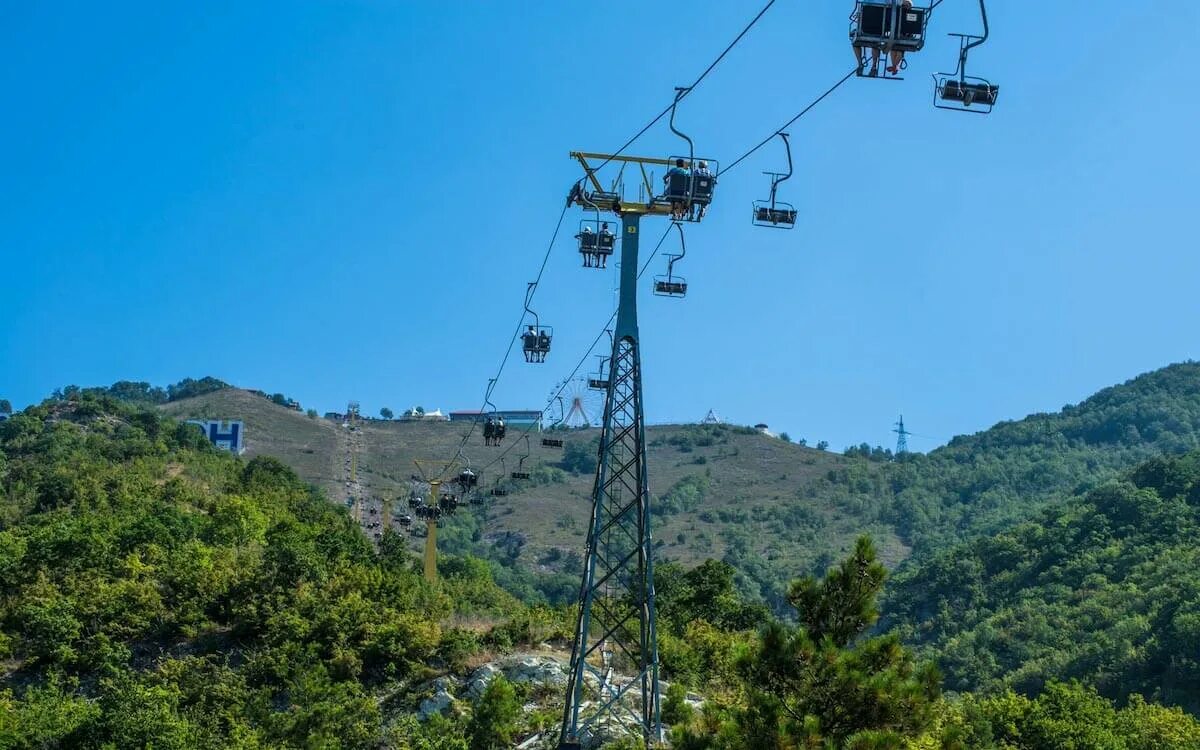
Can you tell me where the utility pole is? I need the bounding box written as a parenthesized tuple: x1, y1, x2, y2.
(894, 414, 910, 456)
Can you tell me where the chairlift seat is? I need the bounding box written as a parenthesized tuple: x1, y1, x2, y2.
(691, 174, 715, 206)
(578, 233, 599, 250)
(597, 233, 616, 254)
(491, 488, 508, 497)
(938, 77, 999, 108)
(662, 171, 692, 200)
(588, 378, 609, 390)
(653, 277, 688, 297)
(753, 202, 798, 228)
(511, 471, 531, 480)
(852, 2, 927, 52)
(542, 438, 564, 448)
(587, 191, 620, 208)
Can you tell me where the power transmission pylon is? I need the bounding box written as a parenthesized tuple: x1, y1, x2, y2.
(893, 414, 910, 456)
(560, 152, 678, 749)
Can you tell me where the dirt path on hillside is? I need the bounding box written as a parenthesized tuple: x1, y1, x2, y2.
(335, 422, 385, 543)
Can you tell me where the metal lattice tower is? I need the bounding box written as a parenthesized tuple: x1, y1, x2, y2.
(894, 414, 910, 455)
(560, 208, 662, 748)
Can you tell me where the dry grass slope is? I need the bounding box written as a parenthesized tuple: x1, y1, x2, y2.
(161, 390, 907, 598)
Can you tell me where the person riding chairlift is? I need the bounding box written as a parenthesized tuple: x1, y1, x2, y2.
(597, 223, 613, 268)
(578, 225, 595, 267)
(523, 326, 539, 362)
(664, 158, 690, 220)
(886, 0, 913, 75)
(852, 0, 912, 77)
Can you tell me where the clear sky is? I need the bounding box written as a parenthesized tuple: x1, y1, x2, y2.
(3, 1, 1198, 451)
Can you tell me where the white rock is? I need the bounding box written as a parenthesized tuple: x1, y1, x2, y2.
(418, 689, 454, 720)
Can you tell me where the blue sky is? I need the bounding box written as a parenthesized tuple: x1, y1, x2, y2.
(3, 1, 1198, 451)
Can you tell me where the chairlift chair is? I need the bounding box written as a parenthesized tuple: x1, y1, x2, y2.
(653, 222, 689, 298)
(457, 468, 478, 491)
(576, 199, 618, 268)
(483, 383, 504, 446)
(655, 87, 718, 222)
(933, 0, 999, 113)
(850, 0, 929, 79)
(521, 283, 553, 363)
(589, 355, 611, 391)
(542, 437, 564, 448)
(752, 133, 799, 229)
(511, 436, 532, 480)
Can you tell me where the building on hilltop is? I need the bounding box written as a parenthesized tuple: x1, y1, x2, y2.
(449, 409, 543, 429)
(399, 407, 449, 422)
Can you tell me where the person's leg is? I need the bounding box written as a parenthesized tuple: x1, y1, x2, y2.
(888, 50, 904, 74)
(870, 48, 881, 76)
(853, 44, 865, 73)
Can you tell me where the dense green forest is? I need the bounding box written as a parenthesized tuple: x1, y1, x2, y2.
(882, 362, 1200, 554)
(4, 389, 1200, 747)
(0, 395, 540, 747)
(885, 451, 1200, 714)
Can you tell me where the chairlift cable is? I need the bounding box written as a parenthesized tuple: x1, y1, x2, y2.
(439, 0, 779, 479)
(580, 0, 780, 178)
(435, 202, 571, 480)
(476, 223, 674, 475)
(719, 67, 858, 177)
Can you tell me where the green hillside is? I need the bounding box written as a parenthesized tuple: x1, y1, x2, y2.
(885, 451, 1200, 713)
(159, 390, 906, 606)
(4, 394, 1199, 748)
(157, 363, 1200, 611)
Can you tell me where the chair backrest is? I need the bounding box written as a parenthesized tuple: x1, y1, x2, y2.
(666, 171, 691, 196)
(693, 175, 714, 200)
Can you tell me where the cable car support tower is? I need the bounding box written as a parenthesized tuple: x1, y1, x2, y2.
(559, 112, 716, 745)
(558, 163, 664, 750)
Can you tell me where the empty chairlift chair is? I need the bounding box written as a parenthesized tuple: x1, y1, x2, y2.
(752, 133, 798, 229)
(653, 222, 688, 298)
(933, 0, 999, 113)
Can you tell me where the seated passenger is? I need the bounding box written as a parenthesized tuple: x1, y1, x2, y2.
(664, 158, 690, 220)
(886, 0, 914, 75)
(523, 326, 539, 362)
(598, 222, 613, 268)
(578, 226, 595, 267)
(693, 161, 714, 219)
(851, 4, 883, 77)
(537, 330, 551, 361)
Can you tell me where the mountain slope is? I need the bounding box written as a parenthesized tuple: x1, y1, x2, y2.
(884, 451, 1200, 713)
(885, 361, 1200, 553)
(158, 363, 1200, 608)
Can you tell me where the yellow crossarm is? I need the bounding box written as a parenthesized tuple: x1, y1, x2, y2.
(570, 151, 679, 217)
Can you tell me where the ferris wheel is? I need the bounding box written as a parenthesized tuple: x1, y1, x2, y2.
(547, 377, 605, 428)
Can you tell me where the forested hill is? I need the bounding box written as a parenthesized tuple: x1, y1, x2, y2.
(885, 451, 1200, 714)
(147, 361, 1200, 610)
(4, 393, 1200, 747)
(0, 395, 534, 746)
(883, 361, 1200, 554)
